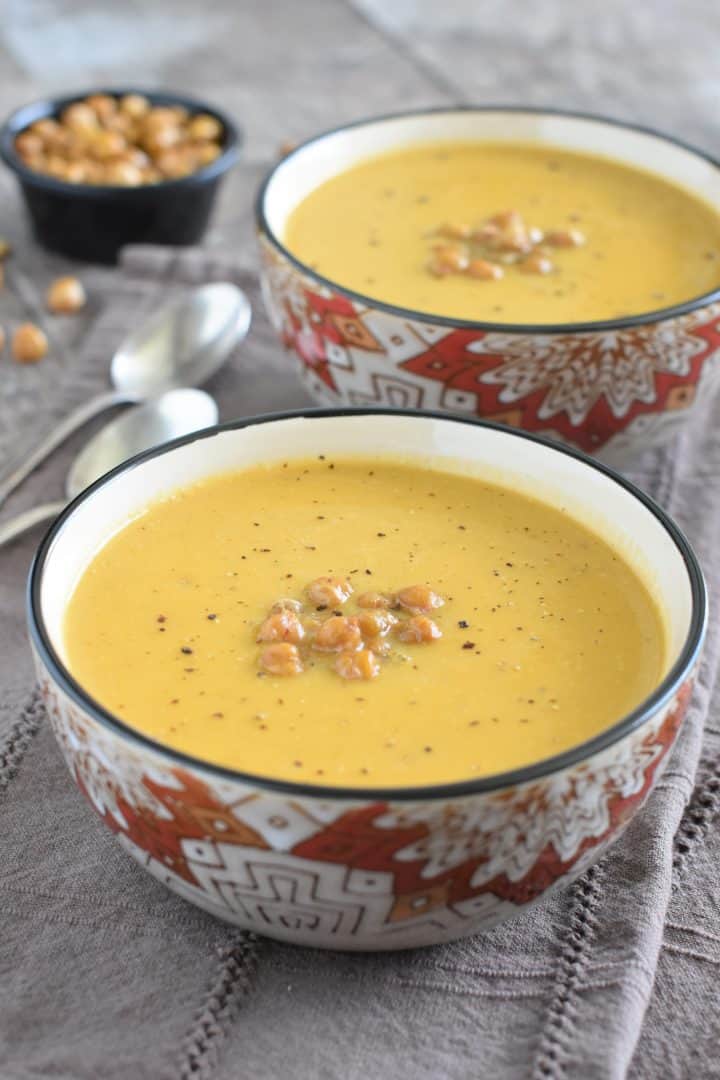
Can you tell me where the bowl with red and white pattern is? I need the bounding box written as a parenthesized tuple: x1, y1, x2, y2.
(256, 107, 720, 464)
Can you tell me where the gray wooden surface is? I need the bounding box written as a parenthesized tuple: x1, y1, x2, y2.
(1, 3, 719, 1076)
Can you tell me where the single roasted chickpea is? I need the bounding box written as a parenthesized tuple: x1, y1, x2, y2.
(520, 252, 554, 275)
(120, 93, 151, 119)
(63, 130, 90, 162)
(307, 576, 353, 607)
(142, 128, 182, 159)
(187, 113, 222, 141)
(62, 162, 89, 183)
(436, 222, 471, 240)
(497, 222, 532, 254)
(47, 276, 86, 314)
(30, 118, 68, 149)
(143, 106, 182, 131)
(104, 111, 136, 138)
(14, 131, 43, 159)
(270, 598, 303, 614)
(472, 222, 501, 244)
(257, 610, 305, 645)
(397, 615, 442, 643)
(90, 129, 127, 160)
(545, 228, 585, 248)
(396, 585, 444, 614)
(362, 636, 391, 657)
(155, 148, 195, 179)
(125, 147, 152, 169)
(193, 142, 222, 167)
(356, 610, 397, 639)
(427, 243, 469, 276)
(62, 102, 99, 133)
(260, 642, 303, 676)
(490, 209, 523, 229)
(45, 154, 70, 179)
(466, 258, 503, 281)
(103, 160, 144, 186)
(357, 591, 391, 609)
(86, 94, 117, 122)
(335, 649, 380, 681)
(313, 615, 363, 653)
(12, 323, 48, 364)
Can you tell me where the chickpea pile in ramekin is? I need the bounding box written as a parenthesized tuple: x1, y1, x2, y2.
(13, 93, 224, 186)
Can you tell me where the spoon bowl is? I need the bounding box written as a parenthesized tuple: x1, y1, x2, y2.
(0, 389, 218, 547)
(0, 282, 249, 509)
(112, 283, 252, 398)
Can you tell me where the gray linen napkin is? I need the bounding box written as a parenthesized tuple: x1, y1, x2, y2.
(1, 245, 719, 1080)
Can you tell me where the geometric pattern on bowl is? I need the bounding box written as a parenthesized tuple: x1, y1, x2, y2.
(257, 107, 720, 465)
(260, 238, 720, 464)
(36, 664, 693, 951)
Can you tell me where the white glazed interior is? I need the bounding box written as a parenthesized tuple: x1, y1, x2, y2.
(39, 414, 692, 694)
(263, 109, 720, 244)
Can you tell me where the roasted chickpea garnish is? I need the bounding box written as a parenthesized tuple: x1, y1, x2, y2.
(12, 323, 48, 364)
(307, 576, 353, 607)
(257, 579, 445, 682)
(397, 615, 442, 643)
(545, 228, 585, 248)
(396, 584, 444, 614)
(260, 643, 303, 677)
(357, 591, 391, 609)
(313, 615, 363, 653)
(47, 276, 86, 314)
(467, 258, 503, 281)
(120, 93, 151, 118)
(13, 93, 225, 187)
(425, 209, 586, 283)
(257, 611, 305, 645)
(356, 610, 397, 639)
(271, 598, 303, 614)
(520, 252, 554, 275)
(335, 649, 380, 681)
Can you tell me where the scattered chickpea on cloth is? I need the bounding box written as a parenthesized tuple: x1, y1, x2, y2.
(46, 276, 86, 314)
(1, 257, 86, 363)
(12, 323, 48, 364)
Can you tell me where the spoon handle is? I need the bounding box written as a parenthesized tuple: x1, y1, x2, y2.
(0, 389, 134, 510)
(0, 501, 67, 547)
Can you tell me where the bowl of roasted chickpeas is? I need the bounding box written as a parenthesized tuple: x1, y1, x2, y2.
(0, 89, 240, 263)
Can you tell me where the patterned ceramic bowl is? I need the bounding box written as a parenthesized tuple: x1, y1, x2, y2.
(28, 410, 705, 950)
(257, 108, 720, 464)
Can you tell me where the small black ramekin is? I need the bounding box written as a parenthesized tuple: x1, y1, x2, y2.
(0, 88, 241, 264)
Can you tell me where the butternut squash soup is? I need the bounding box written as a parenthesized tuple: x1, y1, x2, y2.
(63, 458, 666, 787)
(282, 141, 720, 323)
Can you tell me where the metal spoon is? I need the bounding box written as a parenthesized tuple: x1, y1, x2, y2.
(0, 388, 218, 547)
(0, 282, 250, 509)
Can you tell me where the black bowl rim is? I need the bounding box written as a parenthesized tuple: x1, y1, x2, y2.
(0, 86, 241, 196)
(256, 104, 720, 336)
(28, 407, 707, 803)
